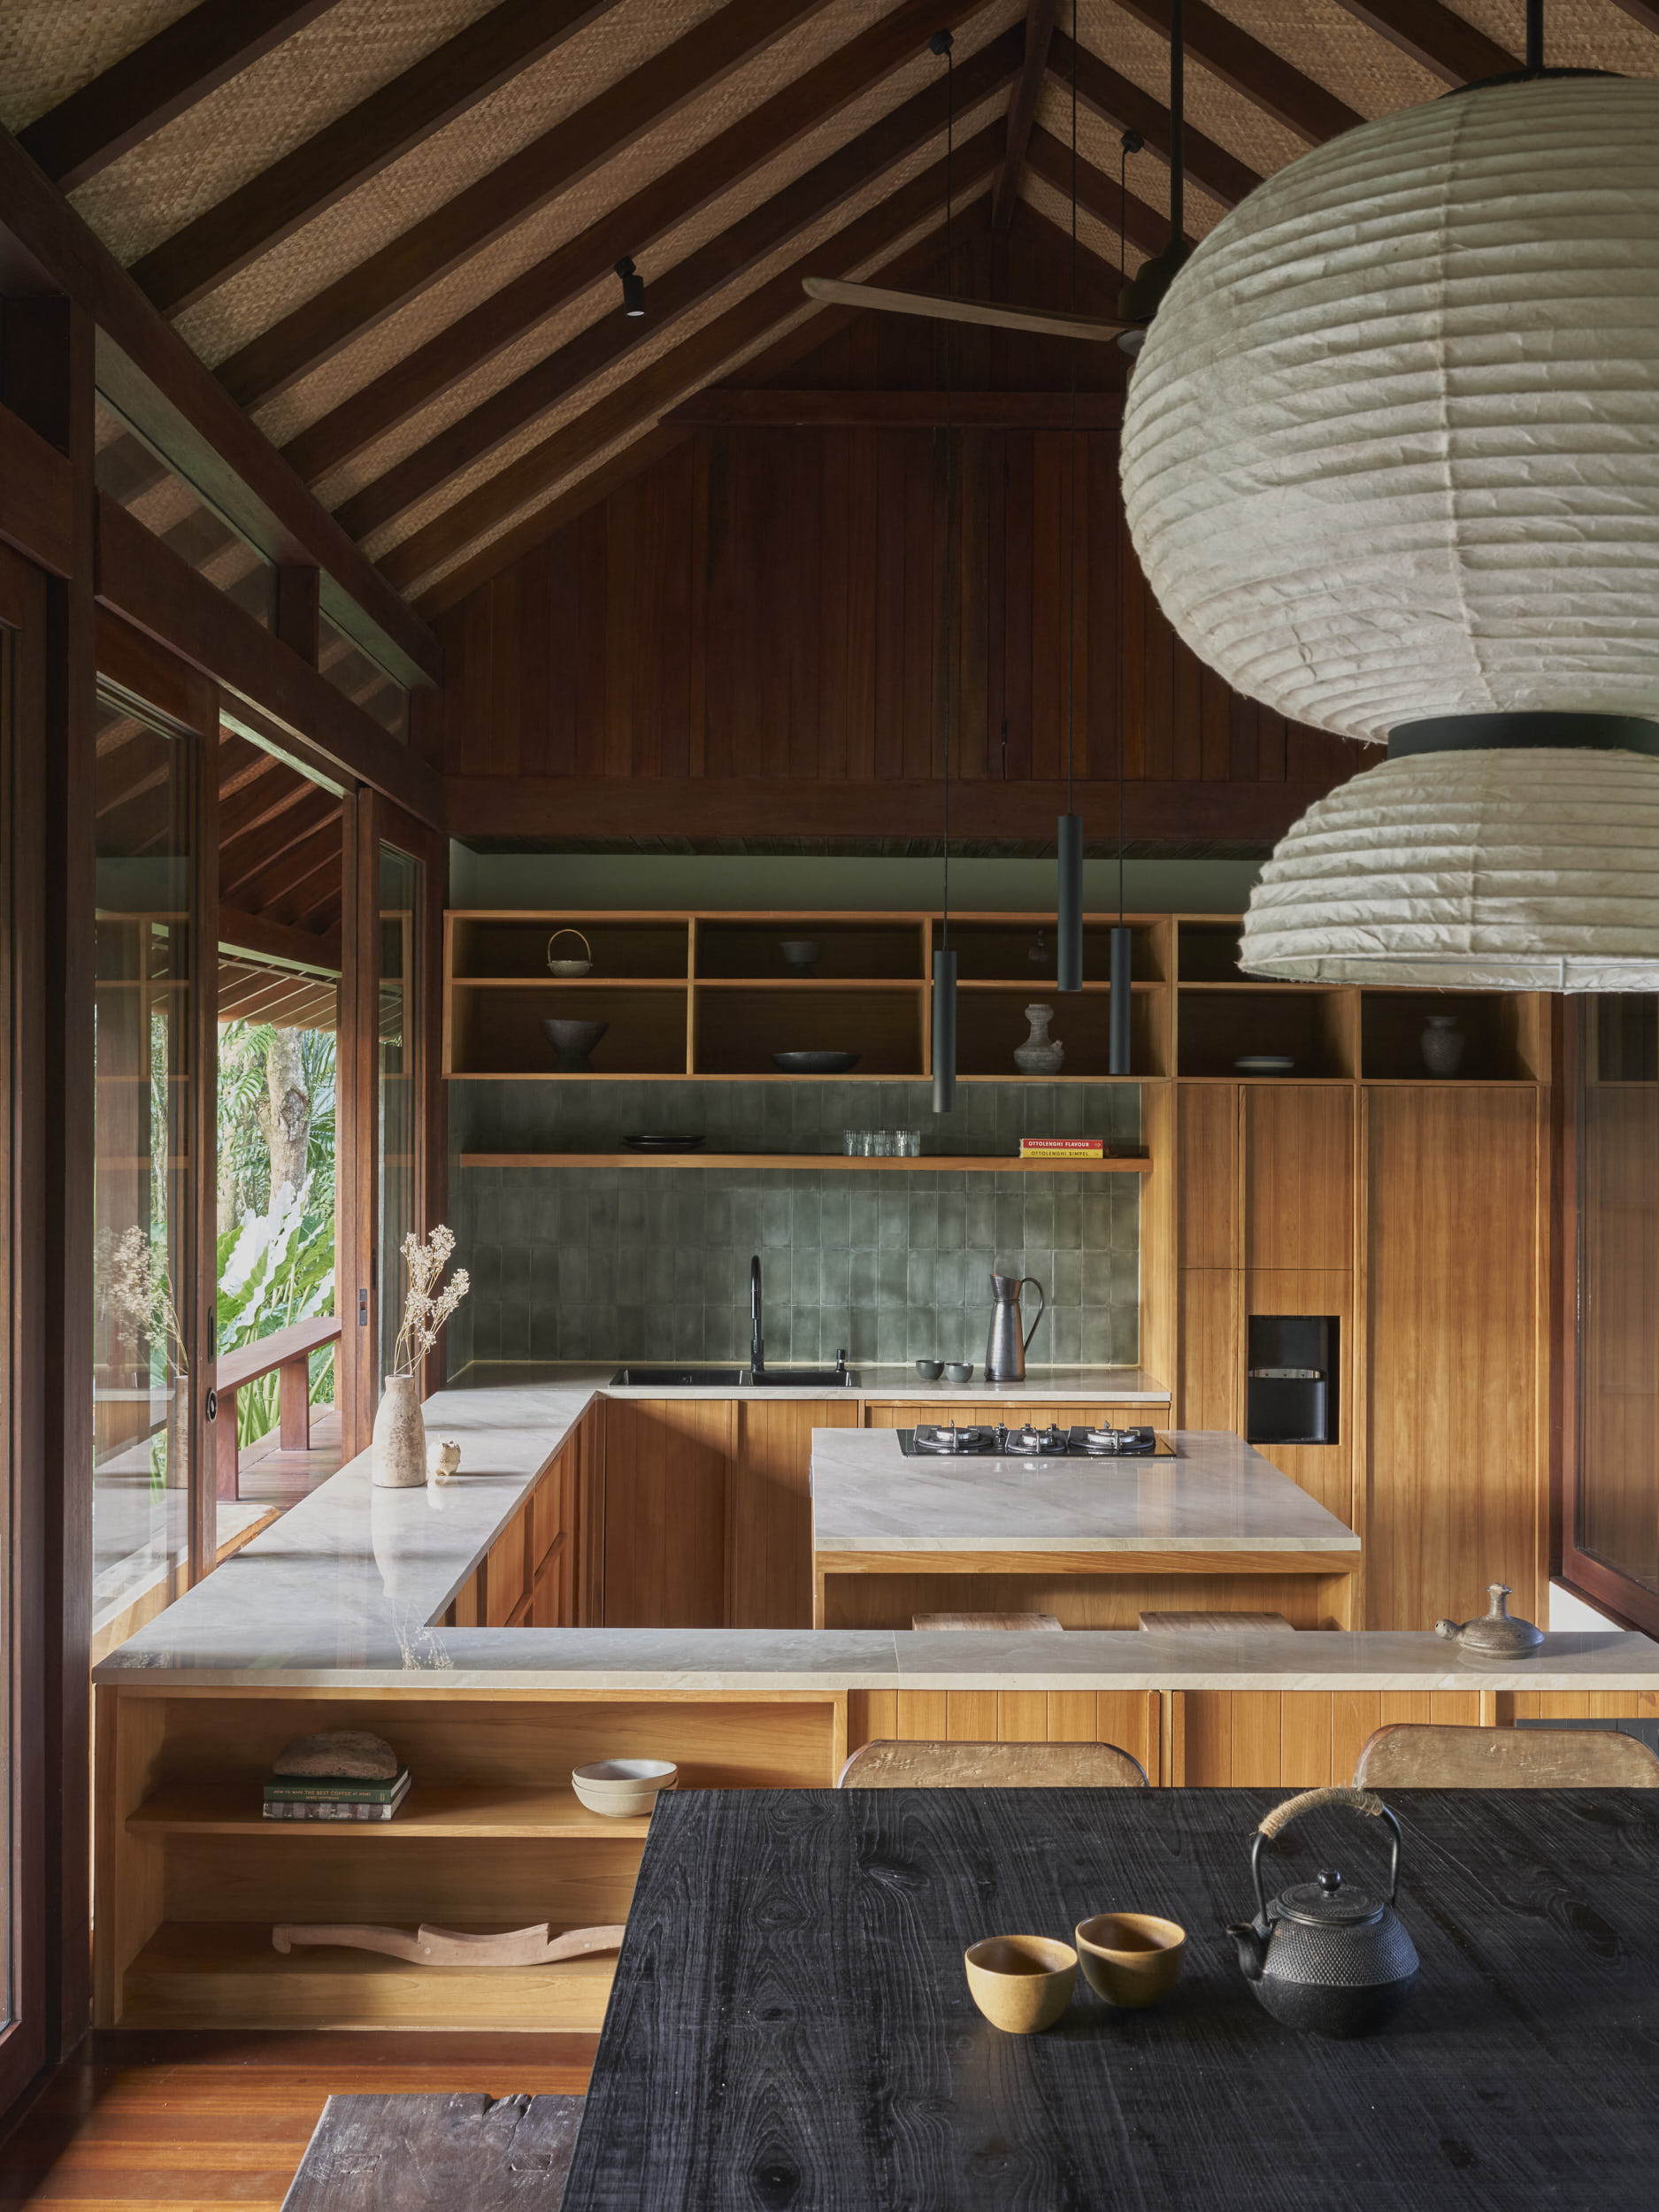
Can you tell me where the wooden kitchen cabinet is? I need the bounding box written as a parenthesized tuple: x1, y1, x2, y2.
(603, 1398, 733, 1628)
(1243, 1085, 1353, 1272)
(729, 1398, 859, 1630)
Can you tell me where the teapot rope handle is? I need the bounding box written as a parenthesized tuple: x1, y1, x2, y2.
(1249, 1786, 1403, 1920)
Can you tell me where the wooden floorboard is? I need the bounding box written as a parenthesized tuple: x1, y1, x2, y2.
(0, 2032, 596, 2208)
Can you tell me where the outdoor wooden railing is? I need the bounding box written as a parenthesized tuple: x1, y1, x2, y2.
(215, 1315, 342, 1498)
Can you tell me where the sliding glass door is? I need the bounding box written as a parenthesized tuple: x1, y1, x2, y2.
(376, 843, 420, 1393)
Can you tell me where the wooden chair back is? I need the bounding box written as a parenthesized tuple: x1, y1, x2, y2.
(836, 1739, 1148, 1789)
(910, 1612, 1063, 1632)
(1354, 1723, 1659, 1790)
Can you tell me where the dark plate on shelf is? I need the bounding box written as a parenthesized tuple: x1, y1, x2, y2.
(623, 1133, 706, 1151)
(772, 1050, 861, 1074)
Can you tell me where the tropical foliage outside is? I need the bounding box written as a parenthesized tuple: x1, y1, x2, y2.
(216, 1018, 336, 1448)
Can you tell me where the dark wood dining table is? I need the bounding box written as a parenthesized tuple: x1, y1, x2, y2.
(560, 1786, 1659, 2210)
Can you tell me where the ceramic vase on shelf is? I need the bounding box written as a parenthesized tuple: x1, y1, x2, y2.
(1014, 1002, 1065, 1075)
(1420, 1012, 1464, 1076)
(373, 1373, 427, 1488)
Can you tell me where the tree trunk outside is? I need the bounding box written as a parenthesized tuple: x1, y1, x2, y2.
(257, 1027, 311, 1214)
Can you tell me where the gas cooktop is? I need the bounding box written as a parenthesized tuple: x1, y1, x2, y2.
(898, 1422, 1169, 1459)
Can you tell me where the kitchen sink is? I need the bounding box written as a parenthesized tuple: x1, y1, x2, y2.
(609, 1365, 856, 1388)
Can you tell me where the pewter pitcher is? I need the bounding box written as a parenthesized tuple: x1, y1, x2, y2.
(985, 1271, 1045, 1384)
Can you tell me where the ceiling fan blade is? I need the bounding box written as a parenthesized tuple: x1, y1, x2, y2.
(802, 277, 1133, 345)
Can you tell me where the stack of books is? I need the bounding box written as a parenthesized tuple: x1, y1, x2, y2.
(262, 1766, 412, 1823)
(1018, 1136, 1107, 1162)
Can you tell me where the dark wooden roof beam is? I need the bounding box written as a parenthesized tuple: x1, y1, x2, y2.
(17, 1, 338, 190)
(663, 388, 1125, 426)
(219, 903, 342, 972)
(217, 0, 858, 411)
(1048, 27, 1263, 206)
(222, 810, 342, 914)
(131, 0, 627, 315)
(1110, 0, 1363, 143)
(279, 0, 1003, 482)
(380, 123, 1005, 593)
(992, 0, 1061, 230)
(1323, 0, 1515, 84)
(339, 31, 1022, 542)
(218, 785, 341, 900)
(1025, 127, 1172, 259)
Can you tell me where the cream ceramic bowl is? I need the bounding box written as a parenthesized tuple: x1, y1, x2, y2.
(964, 1934, 1077, 2033)
(572, 1759, 679, 1818)
(1074, 1912, 1187, 2008)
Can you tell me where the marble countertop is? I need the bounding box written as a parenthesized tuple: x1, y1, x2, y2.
(810, 1428, 1361, 1555)
(91, 1375, 1659, 1693)
(455, 1361, 1171, 1403)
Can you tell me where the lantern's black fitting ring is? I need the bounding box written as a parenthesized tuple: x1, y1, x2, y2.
(1388, 712, 1659, 758)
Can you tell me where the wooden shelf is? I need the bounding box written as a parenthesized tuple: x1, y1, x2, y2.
(128, 1782, 652, 1839)
(458, 1152, 1153, 1172)
(120, 1921, 618, 2031)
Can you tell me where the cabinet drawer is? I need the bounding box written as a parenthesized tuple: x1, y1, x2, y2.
(531, 1460, 565, 1570)
(484, 1501, 530, 1626)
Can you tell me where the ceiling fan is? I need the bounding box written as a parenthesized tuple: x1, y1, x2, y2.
(803, 5, 1192, 349)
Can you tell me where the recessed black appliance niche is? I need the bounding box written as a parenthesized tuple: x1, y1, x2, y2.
(1247, 1315, 1338, 1447)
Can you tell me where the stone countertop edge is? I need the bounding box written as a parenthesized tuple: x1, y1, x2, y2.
(90, 1371, 1659, 1690)
(454, 1362, 1172, 1403)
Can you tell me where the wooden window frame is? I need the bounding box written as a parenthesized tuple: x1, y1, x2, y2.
(1558, 998, 1659, 1637)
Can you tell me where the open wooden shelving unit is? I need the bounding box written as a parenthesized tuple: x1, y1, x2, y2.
(457, 1151, 1153, 1171)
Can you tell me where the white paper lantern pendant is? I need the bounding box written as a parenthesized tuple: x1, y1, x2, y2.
(1118, 7, 1659, 992)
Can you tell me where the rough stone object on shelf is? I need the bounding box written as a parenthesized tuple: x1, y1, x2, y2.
(272, 1730, 399, 1781)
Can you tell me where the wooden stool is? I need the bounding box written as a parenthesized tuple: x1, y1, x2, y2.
(911, 1611, 1063, 1631)
(1138, 1610, 1294, 1632)
(281, 2093, 582, 2209)
(1354, 1724, 1659, 1790)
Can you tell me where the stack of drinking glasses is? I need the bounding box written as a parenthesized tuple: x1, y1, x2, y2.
(842, 1129, 923, 1156)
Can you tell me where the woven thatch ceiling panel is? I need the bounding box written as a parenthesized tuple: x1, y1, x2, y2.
(1203, 0, 1441, 112)
(1032, 87, 1230, 236)
(1022, 173, 1146, 279)
(73, 0, 503, 264)
(1077, 3, 1310, 179)
(1452, 0, 1658, 72)
(171, 0, 901, 372)
(303, 5, 1023, 503)
(246, 0, 1022, 450)
(388, 164, 993, 590)
(0, 2, 194, 129)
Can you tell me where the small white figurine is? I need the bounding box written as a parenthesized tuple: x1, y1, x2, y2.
(428, 1438, 462, 1484)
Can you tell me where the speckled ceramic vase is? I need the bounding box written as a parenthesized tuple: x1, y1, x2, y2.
(1014, 1002, 1065, 1075)
(372, 1374, 427, 1488)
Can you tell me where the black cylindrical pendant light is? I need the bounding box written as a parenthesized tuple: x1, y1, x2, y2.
(933, 946, 958, 1114)
(1056, 812, 1083, 991)
(1109, 922, 1132, 1074)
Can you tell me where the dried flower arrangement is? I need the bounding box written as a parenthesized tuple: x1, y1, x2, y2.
(390, 1225, 470, 1379)
(95, 1224, 189, 1373)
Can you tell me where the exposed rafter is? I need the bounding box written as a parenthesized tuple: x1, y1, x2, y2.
(1025, 127, 1171, 260)
(129, 0, 626, 315)
(1324, 0, 1515, 85)
(214, 0, 851, 410)
(1111, 0, 1364, 143)
(339, 32, 1022, 545)
(380, 127, 1005, 596)
(281, 0, 1002, 488)
(1048, 27, 1263, 208)
(16, 0, 337, 190)
(992, 0, 1062, 231)
(415, 193, 999, 615)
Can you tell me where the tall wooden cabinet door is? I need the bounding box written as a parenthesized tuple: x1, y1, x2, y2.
(731, 1399, 859, 1629)
(603, 1399, 733, 1627)
(1244, 1085, 1353, 1272)
(1179, 1272, 1241, 1432)
(1179, 1084, 1238, 1269)
(1364, 1088, 1545, 1631)
(1243, 1268, 1355, 1524)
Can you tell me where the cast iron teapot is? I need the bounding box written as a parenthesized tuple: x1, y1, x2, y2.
(1227, 1786, 1417, 2038)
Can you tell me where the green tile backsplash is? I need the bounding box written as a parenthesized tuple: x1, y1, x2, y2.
(448, 1081, 1141, 1371)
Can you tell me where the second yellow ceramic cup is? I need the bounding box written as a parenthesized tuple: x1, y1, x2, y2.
(964, 1934, 1078, 2033)
(1074, 1913, 1187, 2008)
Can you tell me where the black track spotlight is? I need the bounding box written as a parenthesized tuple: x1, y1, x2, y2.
(615, 256, 645, 318)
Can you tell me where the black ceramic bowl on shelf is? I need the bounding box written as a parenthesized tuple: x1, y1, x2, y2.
(772, 1050, 860, 1074)
(623, 1133, 706, 1152)
(542, 1018, 608, 1072)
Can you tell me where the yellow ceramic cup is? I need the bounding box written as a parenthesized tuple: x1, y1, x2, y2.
(1074, 1913, 1187, 2008)
(964, 1934, 1078, 2033)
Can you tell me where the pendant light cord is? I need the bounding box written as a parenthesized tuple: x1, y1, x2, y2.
(1117, 127, 1130, 926)
(1064, 0, 1078, 822)
(938, 29, 955, 948)
(1526, 0, 1543, 72)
